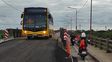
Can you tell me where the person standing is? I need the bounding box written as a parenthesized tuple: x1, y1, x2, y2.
(64, 31, 71, 58)
(60, 28, 66, 47)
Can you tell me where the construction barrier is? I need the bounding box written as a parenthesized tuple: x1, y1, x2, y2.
(93, 38, 112, 53)
(2, 29, 22, 39)
(6, 29, 22, 38)
(0, 29, 22, 43)
(4, 29, 9, 39)
(0, 30, 3, 39)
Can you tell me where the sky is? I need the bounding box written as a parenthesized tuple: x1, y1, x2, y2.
(0, 0, 112, 30)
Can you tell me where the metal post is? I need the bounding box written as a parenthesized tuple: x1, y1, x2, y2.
(106, 39, 111, 53)
(76, 9, 77, 31)
(71, 17, 72, 31)
(105, 26, 107, 31)
(68, 7, 78, 31)
(79, 24, 81, 30)
(90, 0, 92, 41)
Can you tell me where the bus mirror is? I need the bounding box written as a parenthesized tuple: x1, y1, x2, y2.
(21, 13, 23, 18)
(20, 21, 22, 25)
(48, 15, 51, 19)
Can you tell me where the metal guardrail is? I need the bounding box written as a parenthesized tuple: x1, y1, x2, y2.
(93, 38, 112, 53)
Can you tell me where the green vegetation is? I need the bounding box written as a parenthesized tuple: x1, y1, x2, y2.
(58, 29, 112, 40)
(92, 30, 112, 39)
(0, 30, 3, 39)
(71, 30, 112, 39)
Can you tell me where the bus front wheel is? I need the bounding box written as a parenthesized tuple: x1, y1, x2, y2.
(49, 35, 52, 38)
(27, 36, 31, 39)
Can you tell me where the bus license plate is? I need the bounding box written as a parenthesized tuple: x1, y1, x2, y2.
(82, 51, 86, 54)
(33, 34, 37, 36)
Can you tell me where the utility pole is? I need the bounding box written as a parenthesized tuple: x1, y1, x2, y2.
(90, 0, 92, 40)
(79, 24, 81, 30)
(71, 17, 72, 31)
(76, 9, 77, 31)
(105, 26, 107, 31)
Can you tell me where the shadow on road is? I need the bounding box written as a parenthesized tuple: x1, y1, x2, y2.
(26, 37, 50, 40)
(55, 46, 78, 62)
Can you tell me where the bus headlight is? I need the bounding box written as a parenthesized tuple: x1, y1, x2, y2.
(24, 31, 27, 33)
(43, 31, 46, 34)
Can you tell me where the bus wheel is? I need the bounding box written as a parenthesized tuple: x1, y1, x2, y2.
(44, 36, 49, 39)
(27, 36, 31, 39)
(49, 35, 52, 38)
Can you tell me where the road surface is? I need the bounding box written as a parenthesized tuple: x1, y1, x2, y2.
(0, 38, 72, 62)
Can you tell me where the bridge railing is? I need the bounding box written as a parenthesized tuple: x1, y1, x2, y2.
(93, 38, 112, 53)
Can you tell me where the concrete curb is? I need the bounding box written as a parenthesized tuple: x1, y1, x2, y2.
(0, 37, 14, 44)
(88, 52, 100, 62)
(0, 39, 4, 43)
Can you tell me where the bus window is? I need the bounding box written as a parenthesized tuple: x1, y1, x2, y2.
(23, 14, 47, 31)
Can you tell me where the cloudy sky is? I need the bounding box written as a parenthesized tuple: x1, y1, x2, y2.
(0, 0, 112, 30)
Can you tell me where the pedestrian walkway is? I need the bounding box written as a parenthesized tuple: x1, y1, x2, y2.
(88, 45, 112, 62)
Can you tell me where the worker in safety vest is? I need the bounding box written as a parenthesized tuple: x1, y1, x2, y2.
(60, 28, 66, 47)
(64, 31, 71, 58)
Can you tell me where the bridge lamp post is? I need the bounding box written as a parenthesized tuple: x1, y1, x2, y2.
(68, 7, 77, 31)
(90, 0, 93, 41)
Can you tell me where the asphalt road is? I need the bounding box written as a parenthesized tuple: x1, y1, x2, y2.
(0, 38, 72, 62)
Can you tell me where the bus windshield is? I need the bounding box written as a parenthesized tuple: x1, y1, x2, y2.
(23, 14, 46, 29)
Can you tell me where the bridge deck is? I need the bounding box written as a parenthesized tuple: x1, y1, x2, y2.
(0, 38, 71, 62)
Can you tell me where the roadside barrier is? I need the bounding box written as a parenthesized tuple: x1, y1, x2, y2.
(0, 29, 22, 43)
(93, 38, 112, 53)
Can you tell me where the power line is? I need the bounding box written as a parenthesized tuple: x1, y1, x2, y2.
(81, 0, 89, 9)
(77, 0, 89, 12)
(1, 0, 22, 12)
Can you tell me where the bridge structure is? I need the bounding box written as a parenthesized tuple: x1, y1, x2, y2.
(0, 29, 112, 62)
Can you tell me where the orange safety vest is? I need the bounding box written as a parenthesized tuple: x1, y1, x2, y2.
(64, 34, 71, 57)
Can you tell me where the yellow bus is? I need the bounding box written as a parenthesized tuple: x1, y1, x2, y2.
(21, 7, 54, 39)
